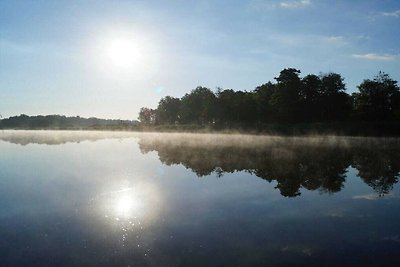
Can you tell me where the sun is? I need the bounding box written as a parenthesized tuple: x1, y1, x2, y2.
(106, 38, 140, 68)
(115, 195, 136, 218)
(90, 29, 160, 79)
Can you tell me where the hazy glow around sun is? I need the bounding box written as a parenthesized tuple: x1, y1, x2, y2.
(89, 27, 161, 81)
(106, 39, 140, 68)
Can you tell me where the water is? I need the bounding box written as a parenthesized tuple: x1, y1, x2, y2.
(1, 131, 400, 267)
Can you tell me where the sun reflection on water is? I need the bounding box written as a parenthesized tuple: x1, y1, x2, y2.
(115, 194, 141, 219)
(102, 182, 162, 255)
(95, 180, 162, 254)
(100, 181, 161, 222)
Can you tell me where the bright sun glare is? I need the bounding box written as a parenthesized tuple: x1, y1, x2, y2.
(106, 39, 140, 68)
(91, 29, 160, 79)
(100, 182, 161, 221)
(115, 195, 137, 218)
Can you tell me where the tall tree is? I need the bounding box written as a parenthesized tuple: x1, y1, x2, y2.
(179, 86, 217, 124)
(216, 89, 257, 126)
(138, 107, 156, 125)
(270, 68, 301, 122)
(215, 89, 237, 124)
(319, 73, 351, 121)
(254, 82, 276, 123)
(300, 74, 322, 122)
(156, 96, 181, 124)
(353, 72, 400, 121)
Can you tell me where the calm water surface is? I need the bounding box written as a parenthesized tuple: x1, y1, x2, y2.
(1, 131, 400, 267)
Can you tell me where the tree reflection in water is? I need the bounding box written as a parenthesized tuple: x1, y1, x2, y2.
(353, 145, 400, 197)
(1, 131, 399, 197)
(138, 135, 400, 197)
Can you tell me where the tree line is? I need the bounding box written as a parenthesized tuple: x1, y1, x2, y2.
(0, 114, 138, 130)
(139, 68, 400, 130)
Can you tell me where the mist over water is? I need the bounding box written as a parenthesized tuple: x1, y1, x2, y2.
(1, 130, 400, 266)
(2, 129, 398, 146)
(0, 130, 136, 145)
(136, 133, 400, 197)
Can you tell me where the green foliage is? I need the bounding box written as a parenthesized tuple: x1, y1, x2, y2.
(138, 68, 399, 131)
(299, 74, 322, 122)
(270, 68, 302, 122)
(353, 72, 400, 120)
(179, 86, 217, 124)
(217, 89, 257, 125)
(319, 73, 351, 121)
(254, 82, 276, 123)
(156, 96, 181, 124)
(138, 107, 156, 125)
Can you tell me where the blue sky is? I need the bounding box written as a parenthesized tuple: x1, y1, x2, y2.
(1, 0, 399, 119)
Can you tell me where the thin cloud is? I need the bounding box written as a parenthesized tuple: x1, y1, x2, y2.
(352, 194, 380, 200)
(280, 0, 311, 8)
(352, 53, 398, 61)
(323, 36, 348, 45)
(352, 193, 397, 200)
(381, 9, 400, 17)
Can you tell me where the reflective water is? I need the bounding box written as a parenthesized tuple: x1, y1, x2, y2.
(1, 131, 400, 267)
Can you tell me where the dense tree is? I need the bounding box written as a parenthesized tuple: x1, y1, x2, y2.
(270, 68, 302, 122)
(254, 82, 275, 123)
(215, 89, 236, 124)
(319, 73, 351, 121)
(353, 72, 400, 121)
(4, 68, 399, 133)
(216, 89, 257, 126)
(236, 91, 257, 124)
(137, 69, 399, 131)
(179, 86, 217, 124)
(300, 74, 322, 122)
(138, 107, 156, 125)
(156, 96, 181, 124)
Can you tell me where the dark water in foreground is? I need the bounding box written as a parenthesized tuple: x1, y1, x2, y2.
(1, 131, 400, 267)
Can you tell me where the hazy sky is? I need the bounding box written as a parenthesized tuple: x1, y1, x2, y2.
(1, 0, 399, 119)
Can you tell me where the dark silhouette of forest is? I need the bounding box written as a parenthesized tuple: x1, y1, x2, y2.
(137, 135, 400, 198)
(0, 114, 138, 130)
(139, 68, 400, 135)
(2, 68, 399, 135)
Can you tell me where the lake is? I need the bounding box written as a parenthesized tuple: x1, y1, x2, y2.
(1, 130, 400, 267)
